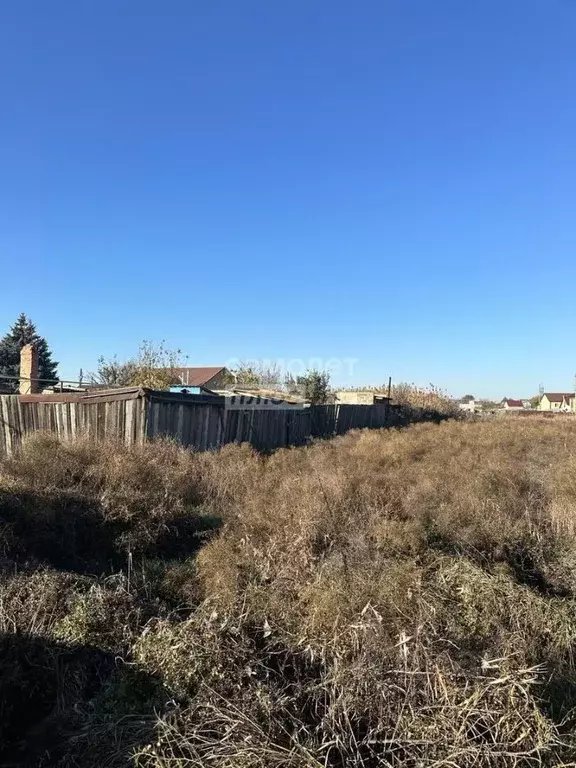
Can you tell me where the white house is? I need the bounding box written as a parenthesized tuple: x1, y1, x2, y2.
(500, 398, 524, 411)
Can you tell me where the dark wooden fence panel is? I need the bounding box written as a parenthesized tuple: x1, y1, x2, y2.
(224, 409, 255, 445)
(309, 405, 338, 437)
(369, 404, 389, 429)
(336, 405, 358, 434)
(145, 399, 225, 450)
(0, 389, 402, 457)
(253, 410, 289, 451)
(287, 409, 311, 446)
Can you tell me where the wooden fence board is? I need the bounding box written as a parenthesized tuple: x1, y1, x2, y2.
(0, 390, 401, 457)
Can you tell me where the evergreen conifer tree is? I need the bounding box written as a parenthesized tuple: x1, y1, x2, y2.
(0, 313, 59, 392)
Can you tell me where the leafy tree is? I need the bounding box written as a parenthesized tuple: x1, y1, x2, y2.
(233, 360, 283, 390)
(284, 372, 299, 396)
(296, 369, 331, 405)
(91, 355, 138, 387)
(91, 341, 184, 389)
(529, 395, 541, 409)
(232, 362, 260, 388)
(0, 313, 58, 392)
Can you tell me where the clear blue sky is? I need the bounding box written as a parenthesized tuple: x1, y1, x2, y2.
(1, 1, 574, 398)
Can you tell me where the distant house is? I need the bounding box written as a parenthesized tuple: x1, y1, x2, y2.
(501, 398, 524, 410)
(336, 391, 390, 406)
(538, 393, 575, 412)
(170, 366, 232, 392)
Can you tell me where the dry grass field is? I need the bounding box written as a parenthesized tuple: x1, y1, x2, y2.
(1, 418, 576, 766)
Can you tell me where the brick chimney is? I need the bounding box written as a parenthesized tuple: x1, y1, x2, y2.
(19, 343, 39, 394)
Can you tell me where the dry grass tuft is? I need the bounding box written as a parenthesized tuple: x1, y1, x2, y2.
(2, 421, 576, 765)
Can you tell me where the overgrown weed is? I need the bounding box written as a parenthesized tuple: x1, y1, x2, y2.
(1, 421, 576, 765)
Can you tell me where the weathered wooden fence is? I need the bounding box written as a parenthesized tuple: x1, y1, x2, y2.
(0, 388, 407, 456)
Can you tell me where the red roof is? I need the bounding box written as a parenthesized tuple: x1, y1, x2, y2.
(544, 393, 573, 403)
(171, 367, 227, 387)
(504, 399, 523, 408)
